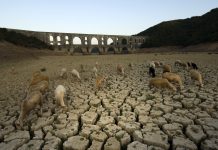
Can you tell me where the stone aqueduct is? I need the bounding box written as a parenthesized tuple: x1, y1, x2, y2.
(9, 29, 146, 54)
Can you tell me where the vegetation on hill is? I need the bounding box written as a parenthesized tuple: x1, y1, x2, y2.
(137, 8, 218, 48)
(0, 28, 52, 49)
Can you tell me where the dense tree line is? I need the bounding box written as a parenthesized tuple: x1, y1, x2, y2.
(136, 8, 218, 48)
(0, 28, 52, 49)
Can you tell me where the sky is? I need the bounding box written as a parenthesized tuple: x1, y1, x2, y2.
(0, 0, 218, 35)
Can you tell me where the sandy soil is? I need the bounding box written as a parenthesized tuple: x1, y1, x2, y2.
(0, 43, 218, 149)
(139, 42, 218, 53)
(1, 52, 217, 99)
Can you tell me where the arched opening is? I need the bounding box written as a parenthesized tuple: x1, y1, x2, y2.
(107, 38, 113, 45)
(91, 47, 100, 54)
(91, 37, 98, 45)
(65, 36, 69, 45)
(49, 35, 54, 42)
(73, 37, 82, 45)
(107, 47, 115, 54)
(121, 38, 127, 45)
(74, 47, 83, 54)
(57, 36, 61, 42)
(121, 47, 128, 54)
(129, 38, 132, 45)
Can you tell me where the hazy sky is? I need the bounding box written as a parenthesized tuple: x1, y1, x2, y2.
(0, 0, 217, 35)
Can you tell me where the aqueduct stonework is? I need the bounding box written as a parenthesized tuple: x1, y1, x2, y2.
(9, 28, 146, 54)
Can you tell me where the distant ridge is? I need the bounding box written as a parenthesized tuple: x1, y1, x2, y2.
(137, 8, 218, 48)
(0, 28, 52, 49)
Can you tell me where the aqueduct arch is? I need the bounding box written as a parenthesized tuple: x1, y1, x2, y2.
(7, 28, 146, 54)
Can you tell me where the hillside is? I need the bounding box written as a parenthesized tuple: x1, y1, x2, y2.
(0, 28, 52, 49)
(0, 41, 66, 64)
(137, 8, 218, 48)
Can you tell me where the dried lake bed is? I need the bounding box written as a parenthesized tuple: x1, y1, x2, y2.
(0, 53, 218, 150)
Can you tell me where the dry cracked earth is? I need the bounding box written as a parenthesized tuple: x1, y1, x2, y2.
(0, 53, 218, 150)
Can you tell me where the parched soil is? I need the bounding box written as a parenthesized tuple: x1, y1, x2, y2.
(139, 42, 218, 53)
(0, 43, 218, 149)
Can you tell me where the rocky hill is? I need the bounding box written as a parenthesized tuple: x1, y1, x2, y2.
(137, 8, 218, 48)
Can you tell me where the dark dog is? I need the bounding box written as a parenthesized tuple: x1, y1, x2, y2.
(191, 63, 198, 70)
(149, 67, 156, 77)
